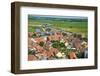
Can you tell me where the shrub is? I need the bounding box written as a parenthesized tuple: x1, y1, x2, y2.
(39, 41, 44, 47)
(52, 41, 59, 48)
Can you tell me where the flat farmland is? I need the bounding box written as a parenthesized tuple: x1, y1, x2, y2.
(28, 17, 88, 37)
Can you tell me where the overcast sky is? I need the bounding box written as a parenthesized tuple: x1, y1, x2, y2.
(28, 14, 88, 19)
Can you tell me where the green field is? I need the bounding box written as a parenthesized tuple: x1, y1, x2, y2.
(28, 16, 88, 37)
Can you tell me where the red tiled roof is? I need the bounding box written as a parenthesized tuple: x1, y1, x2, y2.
(28, 55, 37, 61)
(69, 52, 77, 59)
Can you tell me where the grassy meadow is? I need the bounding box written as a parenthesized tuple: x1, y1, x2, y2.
(28, 15, 88, 37)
